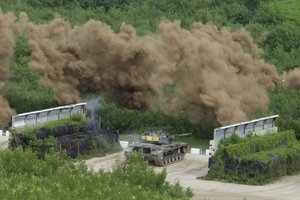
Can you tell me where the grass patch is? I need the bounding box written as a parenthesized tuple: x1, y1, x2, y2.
(11, 114, 86, 136)
(36, 114, 86, 131)
(275, 0, 300, 24)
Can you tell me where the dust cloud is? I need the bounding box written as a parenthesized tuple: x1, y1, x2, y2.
(20, 15, 279, 125)
(0, 10, 298, 128)
(282, 68, 300, 90)
(0, 11, 16, 129)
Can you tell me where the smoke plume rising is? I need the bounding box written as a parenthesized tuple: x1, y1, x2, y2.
(0, 10, 298, 128)
(0, 11, 17, 129)
(282, 68, 300, 90)
(20, 15, 280, 125)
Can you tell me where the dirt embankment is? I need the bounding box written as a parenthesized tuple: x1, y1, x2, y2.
(85, 152, 300, 200)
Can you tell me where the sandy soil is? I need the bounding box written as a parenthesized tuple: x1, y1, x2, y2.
(85, 151, 125, 171)
(0, 136, 9, 149)
(85, 151, 300, 200)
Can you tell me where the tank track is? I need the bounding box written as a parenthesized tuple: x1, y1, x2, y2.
(153, 147, 187, 166)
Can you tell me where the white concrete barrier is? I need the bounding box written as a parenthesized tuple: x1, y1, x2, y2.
(0, 130, 10, 137)
(205, 149, 210, 156)
(11, 102, 87, 128)
(119, 141, 129, 149)
(5, 131, 10, 137)
(191, 148, 203, 155)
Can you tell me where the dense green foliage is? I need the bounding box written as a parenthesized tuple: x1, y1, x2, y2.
(0, 0, 299, 136)
(220, 130, 296, 157)
(270, 87, 300, 139)
(100, 103, 209, 137)
(0, 149, 192, 199)
(207, 131, 300, 184)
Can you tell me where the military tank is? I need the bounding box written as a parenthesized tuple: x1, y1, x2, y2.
(124, 129, 191, 166)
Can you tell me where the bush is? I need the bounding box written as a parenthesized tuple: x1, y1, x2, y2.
(207, 130, 300, 184)
(218, 130, 296, 158)
(100, 103, 211, 138)
(0, 149, 192, 199)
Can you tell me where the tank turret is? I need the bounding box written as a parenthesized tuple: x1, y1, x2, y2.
(124, 129, 190, 166)
(141, 130, 192, 144)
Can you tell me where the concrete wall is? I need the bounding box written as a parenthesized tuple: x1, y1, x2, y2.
(11, 103, 87, 129)
(212, 115, 279, 151)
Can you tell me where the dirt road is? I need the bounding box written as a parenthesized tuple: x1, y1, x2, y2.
(85, 151, 300, 200)
(0, 136, 9, 149)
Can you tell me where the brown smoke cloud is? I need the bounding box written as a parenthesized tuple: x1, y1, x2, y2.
(18, 14, 281, 126)
(158, 23, 278, 125)
(0, 11, 17, 129)
(282, 68, 300, 90)
(1, 10, 299, 129)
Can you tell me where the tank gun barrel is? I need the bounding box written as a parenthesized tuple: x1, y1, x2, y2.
(173, 133, 192, 137)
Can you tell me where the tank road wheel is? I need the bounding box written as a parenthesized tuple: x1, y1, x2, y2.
(163, 156, 168, 165)
(168, 155, 172, 163)
(177, 153, 181, 160)
(154, 157, 164, 166)
(181, 153, 186, 159)
(173, 153, 178, 161)
(172, 154, 176, 162)
(172, 154, 175, 162)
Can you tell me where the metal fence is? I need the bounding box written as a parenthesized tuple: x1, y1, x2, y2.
(212, 115, 279, 150)
(11, 103, 87, 128)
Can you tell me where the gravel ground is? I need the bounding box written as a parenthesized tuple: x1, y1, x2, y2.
(85, 151, 300, 200)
